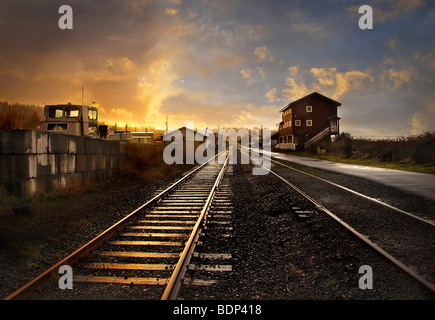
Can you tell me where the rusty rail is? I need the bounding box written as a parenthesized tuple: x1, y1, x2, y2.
(5, 153, 223, 300)
(243, 148, 435, 294)
(161, 153, 229, 300)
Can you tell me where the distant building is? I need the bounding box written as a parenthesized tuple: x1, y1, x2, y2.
(131, 132, 154, 144)
(163, 127, 208, 142)
(276, 92, 341, 150)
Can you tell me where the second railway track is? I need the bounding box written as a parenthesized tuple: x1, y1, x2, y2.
(245, 147, 435, 294)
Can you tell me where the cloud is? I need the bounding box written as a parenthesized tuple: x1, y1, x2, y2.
(165, 8, 179, 16)
(332, 70, 375, 100)
(240, 66, 267, 85)
(240, 69, 253, 85)
(254, 46, 273, 62)
(282, 78, 311, 101)
(288, 66, 299, 77)
(310, 68, 337, 87)
(136, 59, 183, 121)
(110, 108, 134, 118)
(411, 102, 435, 134)
(105, 57, 134, 75)
(255, 67, 265, 80)
(387, 68, 416, 88)
(265, 88, 280, 102)
(385, 37, 400, 50)
(268, 66, 374, 102)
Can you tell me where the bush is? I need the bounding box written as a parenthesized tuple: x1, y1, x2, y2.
(320, 131, 435, 165)
(317, 132, 353, 158)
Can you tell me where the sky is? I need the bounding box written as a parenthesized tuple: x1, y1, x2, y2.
(0, 0, 434, 137)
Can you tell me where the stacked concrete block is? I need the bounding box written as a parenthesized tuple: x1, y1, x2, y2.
(0, 129, 127, 197)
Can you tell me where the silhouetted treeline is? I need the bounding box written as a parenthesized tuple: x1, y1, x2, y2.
(0, 101, 44, 130)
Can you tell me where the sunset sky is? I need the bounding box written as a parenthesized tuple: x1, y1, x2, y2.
(0, 0, 433, 136)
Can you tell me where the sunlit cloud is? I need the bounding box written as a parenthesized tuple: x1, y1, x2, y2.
(388, 68, 416, 88)
(254, 46, 274, 62)
(268, 66, 375, 102)
(165, 8, 179, 16)
(240, 69, 253, 85)
(411, 102, 435, 134)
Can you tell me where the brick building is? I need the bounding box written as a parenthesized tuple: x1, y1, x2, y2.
(276, 92, 342, 150)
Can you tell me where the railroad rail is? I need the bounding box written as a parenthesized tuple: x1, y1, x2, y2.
(243, 148, 435, 294)
(5, 151, 230, 300)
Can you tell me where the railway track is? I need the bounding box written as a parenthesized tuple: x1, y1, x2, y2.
(5, 152, 231, 300)
(244, 147, 435, 294)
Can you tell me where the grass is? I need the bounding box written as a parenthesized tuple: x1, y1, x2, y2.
(289, 131, 435, 175)
(287, 151, 435, 175)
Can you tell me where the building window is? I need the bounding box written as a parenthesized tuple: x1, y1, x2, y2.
(306, 105, 312, 112)
(295, 120, 301, 126)
(307, 120, 312, 126)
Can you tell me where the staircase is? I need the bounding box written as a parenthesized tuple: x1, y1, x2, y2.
(304, 127, 330, 150)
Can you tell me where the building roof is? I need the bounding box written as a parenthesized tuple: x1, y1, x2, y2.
(279, 92, 342, 112)
(163, 127, 207, 140)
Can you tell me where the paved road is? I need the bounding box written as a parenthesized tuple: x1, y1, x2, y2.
(268, 151, 435, 202)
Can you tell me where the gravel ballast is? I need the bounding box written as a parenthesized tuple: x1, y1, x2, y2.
(1, 157, 434, 301)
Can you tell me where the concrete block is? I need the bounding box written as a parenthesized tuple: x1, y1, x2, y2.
(105, 156, 114, 170)
(20, 178, 37, 197)
(64, 173, 82, 187)
(49, 132, 69, 154)
(85, 137, 101, 155)
(6, 155, 32, 179)
(111, 155, 120, 170)
(50, 175, 67, 189)
(68, 135, 84, 154)
(76, 154, 92, 172)
(36, 131, 49, 154)
(35, 175, 49, 194)
(0, 156, 12, 179)
(120, 142, 128, 154)
(35, 154, 56, 176)
(81, 171, 98, 185)
(1, 130, 48, 154)
(101, 140, 111, 155)
(91, 155, 106, 171)
(56, 154, 76, 174)
(110, 141, 122, 155)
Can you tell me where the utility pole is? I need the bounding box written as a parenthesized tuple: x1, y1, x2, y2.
(166, 116, 168, 134)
